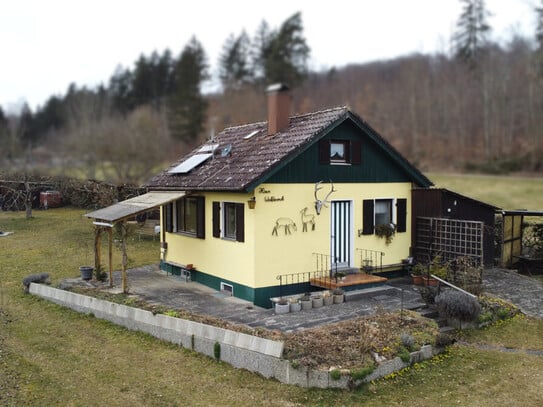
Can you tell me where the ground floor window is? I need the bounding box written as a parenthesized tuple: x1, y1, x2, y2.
(213, 201, 245, 242)
(164, 196, 205, 239)
(362, 198, 407, 235)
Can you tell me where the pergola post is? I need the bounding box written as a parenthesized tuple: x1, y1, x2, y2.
(94, 225, 102, 280)
(108, 227, 113, 287)
(121, 220, 128, 293)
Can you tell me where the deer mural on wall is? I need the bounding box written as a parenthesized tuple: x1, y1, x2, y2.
(300, 207, 316, 232)
(314, 181, 337, 215)
(272, 218, 297, 236)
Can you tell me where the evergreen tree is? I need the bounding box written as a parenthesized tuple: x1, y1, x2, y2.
(265, 12, 310, 86)
(108, 66, 135, 113)
(219, 31, 252, 90)
(454, 0, 491, 67)
(18, 103, 36, 148)
(251, 13, 310, 87)
(168, 37, 209, 141)
(534, 1, 543, 75)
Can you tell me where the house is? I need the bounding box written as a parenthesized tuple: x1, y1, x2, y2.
(146, 84, 433, 307)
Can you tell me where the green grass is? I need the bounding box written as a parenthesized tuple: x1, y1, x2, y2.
(428, 172, 543, 210)
(1, 177, 543, 405)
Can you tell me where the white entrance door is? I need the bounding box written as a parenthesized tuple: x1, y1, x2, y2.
(331, 200, 353, 269)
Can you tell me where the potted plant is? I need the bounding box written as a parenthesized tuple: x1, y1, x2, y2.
(300, 293, 312, 310)
(322, 290, 334, 306)
(289, 296, 302, 312)
(332, 288, 344, 304)
(422, 255, 449, 286)
(410, 264, 424, 286)
(312, 294, 324, 308)
(274, 298, 290, 314)
(375, 223, 396, 245)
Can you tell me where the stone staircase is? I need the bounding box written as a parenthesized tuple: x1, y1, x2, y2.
(417, 306, 455, 334)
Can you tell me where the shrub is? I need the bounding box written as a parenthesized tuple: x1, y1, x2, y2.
(350, 365, 375, 381)
(435, 290, 481, 323)
(400, 333, 416, 351)
(213, 341, 221, 360)
(398, 347, 411, 363)
(435, 332, 455, 347)
(419, 286, 438, 305)
(330, 369, 341, 380)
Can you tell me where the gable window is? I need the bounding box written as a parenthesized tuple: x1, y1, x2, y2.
(362, 198, 407, 235)
(164, 196, 205, 239)
(213, 201, 245, 242)
(330, 141, 347, 162)
(319, 139, 361, 165)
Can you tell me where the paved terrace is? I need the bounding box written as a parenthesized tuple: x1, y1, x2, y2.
(65, 265, 543, 333)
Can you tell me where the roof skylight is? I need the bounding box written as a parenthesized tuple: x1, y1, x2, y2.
(168, 153, 213, 174)
(243, 130, 259, 140)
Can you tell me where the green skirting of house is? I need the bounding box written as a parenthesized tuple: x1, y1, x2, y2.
(160, 260, 291, 308)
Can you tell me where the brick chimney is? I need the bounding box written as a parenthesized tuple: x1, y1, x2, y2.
(266, 83, 291, 135)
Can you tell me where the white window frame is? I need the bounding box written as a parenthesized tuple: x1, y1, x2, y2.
(374, 198, 396, 227)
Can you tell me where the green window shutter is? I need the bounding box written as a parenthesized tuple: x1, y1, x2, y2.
(212, 201, 220, 238)
(396, 198, 407, 233)
(319, 139, 330, 164)
(196, 196, 205, 239)
(362, 199, 374, 235)
(236, 203, 245, 242)
(165, 203, 173, 233)
(351, 140, 362, 165)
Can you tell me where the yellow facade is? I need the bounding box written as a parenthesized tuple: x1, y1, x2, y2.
(162, 182, 412, 290)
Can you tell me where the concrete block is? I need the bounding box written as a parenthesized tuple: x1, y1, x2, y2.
(307, 369, 330, 388)
(286, 364, 309, 387)
(420, 344, 433, 359)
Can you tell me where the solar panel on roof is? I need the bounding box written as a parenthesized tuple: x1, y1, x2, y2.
(243, 130, 259, 140)
(168, 153, 212, 174)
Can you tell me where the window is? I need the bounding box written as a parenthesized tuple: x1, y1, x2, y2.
(319, 139, 361, 165)
(177, 197, 198, 234)
(224, 202, 237, 239)
(375, 199, 392, 226)
(213, 201, 245, 242)
(362, 198, 407, 235)
(330, 141, 347, 162)
(164, 196, 205, 239)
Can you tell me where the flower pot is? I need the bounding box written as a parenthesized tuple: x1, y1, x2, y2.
(79, 266, 94, 281)
(301, 299, 312, 310)
(412, 275, 423, 286)
(312, 297, 324, 308)
(323, 296, 334, 306)
(333, 294, 344, 304)
(275, 302, 290, 314)
(289, 302, 302, 312)
(422, 277, 439, 287)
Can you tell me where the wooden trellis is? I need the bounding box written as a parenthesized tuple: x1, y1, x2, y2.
(415, 217, 484, 266)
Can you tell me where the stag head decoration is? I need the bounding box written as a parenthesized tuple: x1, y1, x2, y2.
(314, 181, 337, 215)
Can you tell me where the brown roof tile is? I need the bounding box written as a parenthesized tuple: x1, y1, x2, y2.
(146, 106, 348, 191)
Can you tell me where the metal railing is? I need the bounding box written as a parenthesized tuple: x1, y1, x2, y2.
(356, 248, 385, 273)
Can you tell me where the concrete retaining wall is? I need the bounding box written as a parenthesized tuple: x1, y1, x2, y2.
(29, 283, 442, 389)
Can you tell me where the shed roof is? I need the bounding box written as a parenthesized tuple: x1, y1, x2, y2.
(84, 191, 185, 223)
(146, 106, 432, 192)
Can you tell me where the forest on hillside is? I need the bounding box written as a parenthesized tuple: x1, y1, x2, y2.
(1, 1, 543, 184)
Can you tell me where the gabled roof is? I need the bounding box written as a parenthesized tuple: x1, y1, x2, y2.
(146, 106, 432, 192)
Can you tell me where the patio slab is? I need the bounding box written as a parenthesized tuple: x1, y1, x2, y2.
(102, 264, 426, 332)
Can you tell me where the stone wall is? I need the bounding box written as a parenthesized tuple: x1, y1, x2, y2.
(29, 283, 441, 389)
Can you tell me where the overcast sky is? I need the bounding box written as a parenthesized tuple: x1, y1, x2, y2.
(0, 0, 537, 113)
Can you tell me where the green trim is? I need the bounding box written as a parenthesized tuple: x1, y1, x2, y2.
(244, 111, 432, 191)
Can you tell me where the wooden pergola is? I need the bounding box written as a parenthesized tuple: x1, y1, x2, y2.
(84, 191, 185, 292)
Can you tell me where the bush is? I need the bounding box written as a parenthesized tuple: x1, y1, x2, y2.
(435, 290, 481, 323)
(330, 369, 341, 380)
(350, 365, 375, 381)
(400, 333, 416, 351)
(419, 286, 438, 305)
(435, 332, 455, 347)
(213, 341, 221, 360)
(398, 347, 411, 363)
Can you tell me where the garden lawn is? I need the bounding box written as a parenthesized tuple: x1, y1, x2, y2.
(1, 199, 542, 406)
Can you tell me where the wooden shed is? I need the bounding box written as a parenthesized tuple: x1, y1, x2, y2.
(412, 188, 500, 266)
